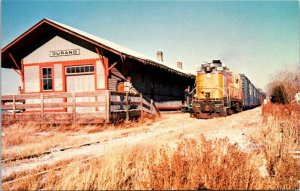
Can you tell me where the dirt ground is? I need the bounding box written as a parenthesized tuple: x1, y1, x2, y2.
(2, 107, 262, 179)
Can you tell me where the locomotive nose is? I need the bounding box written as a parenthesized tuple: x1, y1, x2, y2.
(204, 104, 211, 112)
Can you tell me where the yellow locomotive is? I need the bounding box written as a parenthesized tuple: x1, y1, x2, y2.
(190, 60, 243, 119)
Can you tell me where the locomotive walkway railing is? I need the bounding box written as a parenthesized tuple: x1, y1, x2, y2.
(1, 90, 159, 125)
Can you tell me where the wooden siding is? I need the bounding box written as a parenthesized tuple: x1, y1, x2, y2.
(23, 36, 99, 64)
(54, 64, 63, 91)
(115, 59, 194, 103)
(66, 75, 96, 113)
(108, 67, 126, 91)
(24, 65, 40, 93)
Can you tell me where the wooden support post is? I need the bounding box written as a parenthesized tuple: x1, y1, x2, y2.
(125, 92, 129, 122)
(72, 92, 76, 124)
(95, 94, 98, 112)
(106, 90, 111, 123)
(108, 61, 119, 71)
(9, 53, 22, 73)
(140, 93, 144, 119)
(13, 68, 22, 76)
(150, 99, 153, 114)
(40, 93, 44, 124)
(12, 95, 16, 122)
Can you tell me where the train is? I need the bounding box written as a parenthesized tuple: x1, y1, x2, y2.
(184, 60, 265, 119)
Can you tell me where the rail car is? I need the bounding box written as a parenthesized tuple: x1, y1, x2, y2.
(185, 60, 263, 119)
(240, 74, 263, 109)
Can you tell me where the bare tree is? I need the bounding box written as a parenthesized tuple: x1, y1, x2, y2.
(267, 65, 300, 102)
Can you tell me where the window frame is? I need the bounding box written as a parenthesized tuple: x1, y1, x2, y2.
(41, 67, 53, 91)
(65, 65, 94, 75)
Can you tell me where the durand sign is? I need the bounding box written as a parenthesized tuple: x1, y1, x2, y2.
(50, 49, 80, 57)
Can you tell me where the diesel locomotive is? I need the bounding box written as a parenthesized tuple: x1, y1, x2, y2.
(187, 60, 263, 119)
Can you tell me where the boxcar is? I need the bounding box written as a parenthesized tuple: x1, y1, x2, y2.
(240, 74, 261, 109)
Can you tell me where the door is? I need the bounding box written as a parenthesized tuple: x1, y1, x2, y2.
(67, 74, 95, 113)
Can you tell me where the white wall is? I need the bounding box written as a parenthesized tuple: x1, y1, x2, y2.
(24, 65, 40, 92)
(54, 64, 63, 91)
(96, 60, 105, 89)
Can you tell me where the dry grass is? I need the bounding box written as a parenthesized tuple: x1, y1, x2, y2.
(2, 122, 89, 161)
(5, 135, 298, 190)
(257, 103, 300, 189)
(50, 138, 261, 190)
(53, 122, 298, 190)
(2, 114, 158, 161)
(2, 104, 299, 190)
(3, 137, 259, 190)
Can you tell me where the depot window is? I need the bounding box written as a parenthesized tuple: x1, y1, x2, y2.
(42, 67, 53, 90)
(65, 65, 94, 75)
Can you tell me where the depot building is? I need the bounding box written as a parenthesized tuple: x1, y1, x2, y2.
(1, 18, 195, 109)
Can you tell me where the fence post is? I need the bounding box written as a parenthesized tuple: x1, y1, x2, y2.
(40, 93, 44, 124)
(106, 90, 111, 123)
(125, 92, 129, 122)
(72, 92, 76, 124)
(13, 95, 16, 122)
(140, 93, 144, 119)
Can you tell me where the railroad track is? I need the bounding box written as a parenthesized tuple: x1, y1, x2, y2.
(2, 134, 129, 164)
(2, 154, 104, 186)
(2, 121, 187, 185)
(4, 148, 299, 188)
(2, 131, 145, 186)
(2, 132, 148, 185)
(1, 115, 177, 165)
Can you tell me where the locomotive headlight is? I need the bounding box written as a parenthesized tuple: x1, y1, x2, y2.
(206, 73, 211, 78)
(205, 66, 212, 73)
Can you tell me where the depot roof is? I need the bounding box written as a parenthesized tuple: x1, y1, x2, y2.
(2, 18, 195, 78)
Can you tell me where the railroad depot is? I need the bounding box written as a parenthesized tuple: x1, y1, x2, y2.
(1, 18, 195, 124)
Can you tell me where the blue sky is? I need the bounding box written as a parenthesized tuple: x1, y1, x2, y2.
(1, 1, 299, 94)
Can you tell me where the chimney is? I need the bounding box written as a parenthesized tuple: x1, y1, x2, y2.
(176, 61, 183, 69)
(157, 51, 163, 62)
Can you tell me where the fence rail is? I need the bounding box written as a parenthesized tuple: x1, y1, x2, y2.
(1, 90, 159, 125)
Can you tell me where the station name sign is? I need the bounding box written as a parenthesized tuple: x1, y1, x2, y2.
(50, 49, 80, 57)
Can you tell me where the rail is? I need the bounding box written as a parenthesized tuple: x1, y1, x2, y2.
(1, 90, 159, 125)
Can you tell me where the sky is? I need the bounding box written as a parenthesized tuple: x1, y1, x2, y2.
(1, 0, 299, 94)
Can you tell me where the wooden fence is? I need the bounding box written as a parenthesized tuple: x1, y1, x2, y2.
(1, 91, 159, 125)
